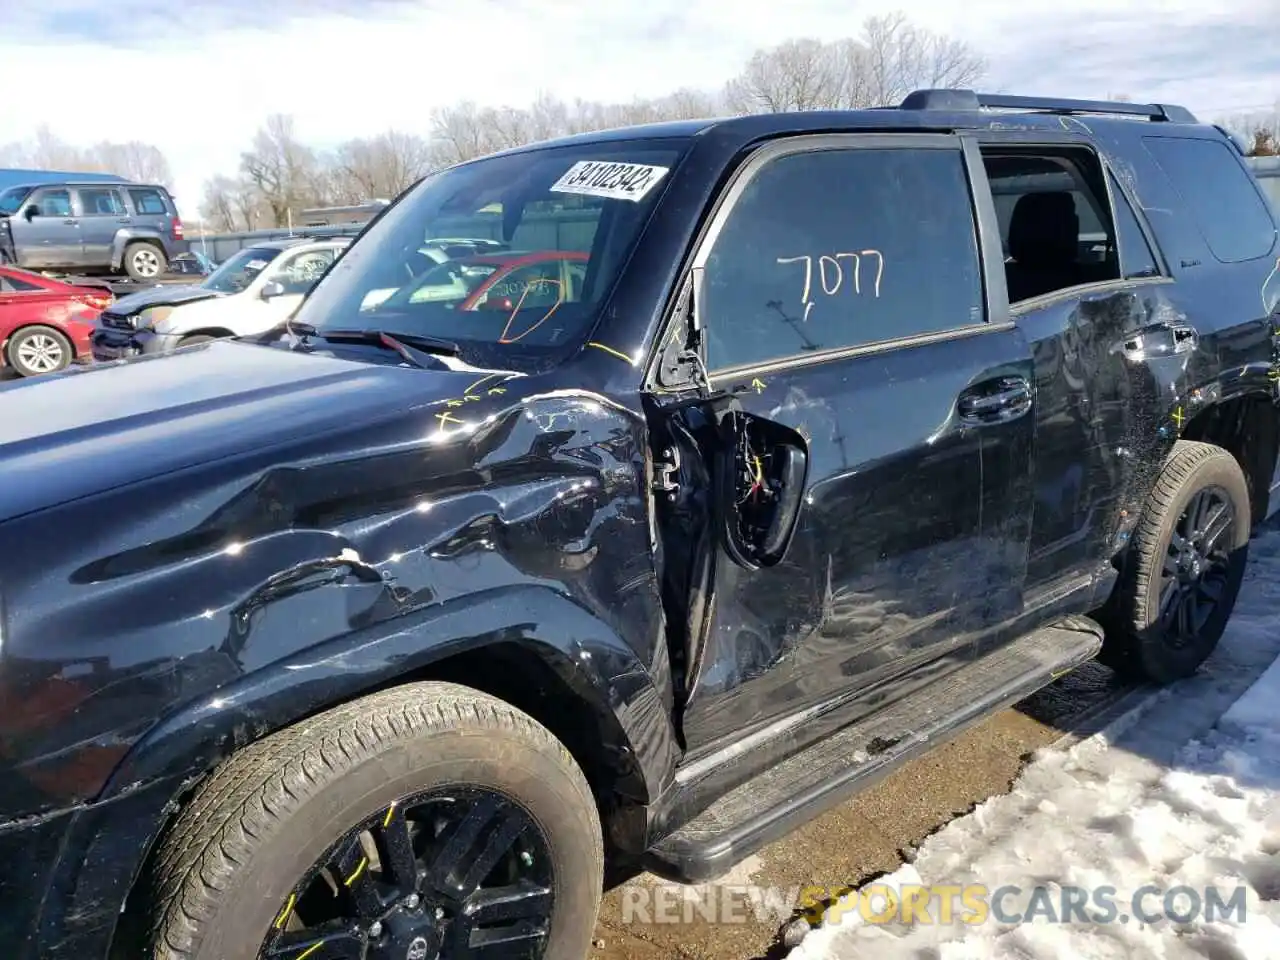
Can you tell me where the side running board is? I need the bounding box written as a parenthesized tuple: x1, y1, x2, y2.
(646, 615, 1104, 883)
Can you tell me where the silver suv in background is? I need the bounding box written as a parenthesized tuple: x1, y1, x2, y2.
(0, 180, 188, 280)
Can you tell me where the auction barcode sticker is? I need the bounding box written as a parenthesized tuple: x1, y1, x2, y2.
(549, 161, 670, 202)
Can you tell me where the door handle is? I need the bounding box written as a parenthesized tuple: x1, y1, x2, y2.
(1119, 321, 1198, 359)
(116, 217, 132, 224)
(957, 376, 1032, 425)
(62, 218, 78, 225)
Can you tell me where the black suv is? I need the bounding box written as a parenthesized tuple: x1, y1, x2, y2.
(0, 179, 187, 280)
(2, 90, 1279, 960)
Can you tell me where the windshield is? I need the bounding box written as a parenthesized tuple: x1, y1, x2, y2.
(294, 139, 685, 371)
(0, 187, 33, 216)
(201, 246, 279, 293)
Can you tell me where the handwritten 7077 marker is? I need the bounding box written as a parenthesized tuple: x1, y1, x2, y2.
(776, 250, 885, 320)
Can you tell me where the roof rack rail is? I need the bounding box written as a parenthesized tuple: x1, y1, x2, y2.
(899, 89, 1198, 124)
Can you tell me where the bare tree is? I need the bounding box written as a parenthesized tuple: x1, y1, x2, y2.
(198, 176, 241, 232)
(331, 131, 434, 202)
(87, 141, 173, 185)
(725, 38, 846, 113)
(0, 127, 175, 187)
(726, 13, 986, 114)
(239, 114, 319, 227)
(1220, 102, 1280, 155)
(186, 10, 985, 229)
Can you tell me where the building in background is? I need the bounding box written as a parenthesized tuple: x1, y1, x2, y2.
(299, 200, 390, 226)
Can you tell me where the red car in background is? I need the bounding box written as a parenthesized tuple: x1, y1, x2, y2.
(0, 266, 112, 377)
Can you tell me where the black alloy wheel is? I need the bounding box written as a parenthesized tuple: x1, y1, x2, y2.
(260, 787, 555, 959)
(1158, 486, 1236, 650)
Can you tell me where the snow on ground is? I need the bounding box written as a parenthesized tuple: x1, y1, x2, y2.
(792, 531, 1280, 960)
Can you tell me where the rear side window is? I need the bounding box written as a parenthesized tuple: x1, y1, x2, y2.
(128, 188, 170, 215)
(78, 188, 126, 216)
(700, 146, 984, 370)
(1143, 136, 1276, 263)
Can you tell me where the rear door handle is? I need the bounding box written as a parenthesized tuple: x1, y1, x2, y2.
(62, 218, 78, 225)
(1120, 321, 1198, 359)
(957, 376, 1033, 425)
(116, 217, 132, 224)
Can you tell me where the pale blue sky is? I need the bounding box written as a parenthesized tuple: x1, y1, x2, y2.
(1, 0, 1276, 217)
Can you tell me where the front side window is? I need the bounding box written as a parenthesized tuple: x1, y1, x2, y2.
(699, 145, 984, 371)
(295, 140, 685, 371)
(78, 188, 125, 216)
(33, 189, 72, 218)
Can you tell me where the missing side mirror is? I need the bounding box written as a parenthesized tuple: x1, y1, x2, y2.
(711, 403, 809, 570)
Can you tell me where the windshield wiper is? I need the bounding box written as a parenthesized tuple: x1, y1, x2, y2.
(319, 328, 461, 369)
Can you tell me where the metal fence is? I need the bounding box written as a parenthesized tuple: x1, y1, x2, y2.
(188, 208, 601, 262)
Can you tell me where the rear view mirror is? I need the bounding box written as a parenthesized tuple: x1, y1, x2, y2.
(260, 280, 286, 300)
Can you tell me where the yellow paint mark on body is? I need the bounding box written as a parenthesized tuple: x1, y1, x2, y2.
(465, 373, 500, 395)
(436, 411, 465, 429)
(587, 341, 632, 364)
(383, 803, 396, 828)
(750, 377, 766, 394)
(1172, 406, 1185, 429)
(295, 944, 324, 960)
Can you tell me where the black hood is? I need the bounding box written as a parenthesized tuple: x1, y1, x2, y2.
(0, 340, 502, 522)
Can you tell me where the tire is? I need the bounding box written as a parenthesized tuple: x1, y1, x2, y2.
(6, 325, 72, 376)
(145, 682, 603, 960)
(124, 242, 167, 281)
(1100, 440, 1251, 683)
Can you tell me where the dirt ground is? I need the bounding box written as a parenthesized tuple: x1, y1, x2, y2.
(589, 662, 1140, 960)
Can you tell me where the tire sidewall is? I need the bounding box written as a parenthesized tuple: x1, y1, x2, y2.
(190, 726, 601, 960)
(8, 326, 71, 376)
(1134, 455, 1250, 677)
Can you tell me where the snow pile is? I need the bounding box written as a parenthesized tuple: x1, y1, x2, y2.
(792, 532, 1280, 960)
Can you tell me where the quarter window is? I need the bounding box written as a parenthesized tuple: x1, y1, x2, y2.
(128, 188, 170, 215)
(1143, 136, 1277, 263)
(700, 145, 984, 371)
(1107, 173, 1160, 279)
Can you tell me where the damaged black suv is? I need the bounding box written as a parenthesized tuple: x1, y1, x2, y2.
(3, 90, 1280, 960)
